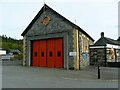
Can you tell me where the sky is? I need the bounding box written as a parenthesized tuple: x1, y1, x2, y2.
(0, 0, 119, 42)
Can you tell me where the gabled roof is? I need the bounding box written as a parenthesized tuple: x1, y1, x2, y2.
(21, 4, 94, 41)
(93, 32, 120, 46)
(94, 37, 120, 46)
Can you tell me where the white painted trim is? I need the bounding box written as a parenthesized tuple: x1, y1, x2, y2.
(106, 44, 120, 49)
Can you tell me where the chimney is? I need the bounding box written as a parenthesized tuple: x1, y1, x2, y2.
(117, 37, 120, 41)
(101, 32, 104, 38)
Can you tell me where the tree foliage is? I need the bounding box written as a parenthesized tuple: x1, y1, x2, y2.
(0, 35, 23, 53)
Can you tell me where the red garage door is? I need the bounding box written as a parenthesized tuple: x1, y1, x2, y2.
(32, 40, 39, 66)
(39, 40, 47, 67)
(47, 39, 55, 68)
(55, 38, 63, 68)
(32, 38, 63, 68)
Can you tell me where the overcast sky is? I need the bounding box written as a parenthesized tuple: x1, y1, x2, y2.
(0, 0, 119, 42)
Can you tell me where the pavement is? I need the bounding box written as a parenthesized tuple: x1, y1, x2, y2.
(1, 60, 120, 88)
(2, 60, 119, 81)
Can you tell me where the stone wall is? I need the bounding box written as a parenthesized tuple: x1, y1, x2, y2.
(78, 32, 93, 69)
(23, 36, 26, 66)
(90, 48, 106, 66)
(68, 30, 74, 69)
(26, 9, 73, 36)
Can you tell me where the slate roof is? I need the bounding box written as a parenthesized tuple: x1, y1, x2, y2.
(21, 4, 94, 41)
(94, 36, 120, 46)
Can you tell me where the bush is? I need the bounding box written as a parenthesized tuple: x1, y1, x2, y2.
(13, 54, 23, 60)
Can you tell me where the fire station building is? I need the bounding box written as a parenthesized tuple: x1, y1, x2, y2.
(21, 4, 94, 70)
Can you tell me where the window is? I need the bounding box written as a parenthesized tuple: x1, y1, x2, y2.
(58, 51, 61, 57)
(49, 52, 52, 57)
(41, 52, 44, 57)
(34, 52, 37, 57)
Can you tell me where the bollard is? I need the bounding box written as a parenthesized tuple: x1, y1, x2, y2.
(98, 65, 100, 79)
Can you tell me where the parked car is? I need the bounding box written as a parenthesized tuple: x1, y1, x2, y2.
(0, 54, 14, 61)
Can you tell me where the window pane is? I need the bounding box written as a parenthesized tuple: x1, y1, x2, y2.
(50, 52, 52, 57)
(58, 51, 61, 57)
(41, 52, 44, 57)
(34, 52, 37, 57)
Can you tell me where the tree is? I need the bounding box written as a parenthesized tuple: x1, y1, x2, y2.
(0, 35, 23, 53)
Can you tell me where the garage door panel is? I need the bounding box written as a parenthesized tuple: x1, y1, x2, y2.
(55, 38, 63, 68)
(32, 38, 63, 68)
(47, 39, 55, 68)
(32, 40, 39, 66)
(39, 40, 47, 67)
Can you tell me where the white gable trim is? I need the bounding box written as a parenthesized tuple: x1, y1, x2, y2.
(106, 44, 120, 49)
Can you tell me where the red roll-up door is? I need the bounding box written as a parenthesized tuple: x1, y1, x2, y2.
(32, 38, 63, 68)
(32, 40, 39, 66)
(55, 38, 63, 68)
(47, 39, 55, 68)
(39, 40, 47, 67)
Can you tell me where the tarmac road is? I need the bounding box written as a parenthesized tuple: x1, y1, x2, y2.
(1, 60, 119, 88)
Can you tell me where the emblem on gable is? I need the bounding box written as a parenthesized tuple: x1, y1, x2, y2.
(41, 16, 51, 26)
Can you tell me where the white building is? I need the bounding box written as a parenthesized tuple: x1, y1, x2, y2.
(0, 48, 6, 55)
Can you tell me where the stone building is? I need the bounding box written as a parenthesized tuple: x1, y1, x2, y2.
(90, 32, 120, 67)
(21, 4, 94, 70)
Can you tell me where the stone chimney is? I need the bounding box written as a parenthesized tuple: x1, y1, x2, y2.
(117, 37, 120, 41)
(101, 32, 104, 38)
